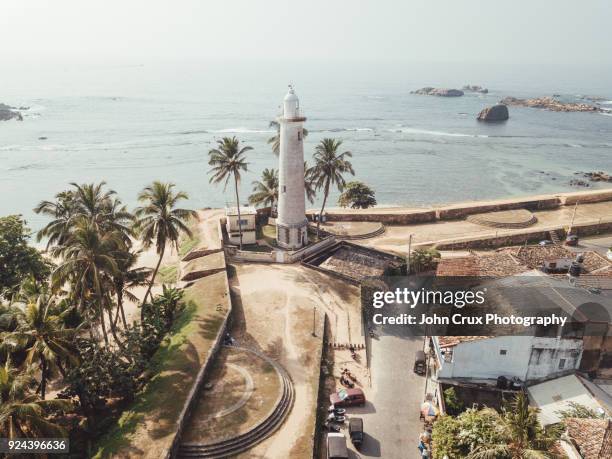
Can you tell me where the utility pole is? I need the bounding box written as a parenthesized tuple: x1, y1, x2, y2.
(312, 306, 317, 337)
(568, 201, 579, 235)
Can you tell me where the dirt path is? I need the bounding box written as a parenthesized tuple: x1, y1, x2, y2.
(230, 263, 360, 458)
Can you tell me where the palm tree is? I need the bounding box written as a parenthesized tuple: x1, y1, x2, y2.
(249, 165, 315, 215)
(208, 137, 251, 249)
(52, 221, 122, 345)
(267, 120, 308, 156)
(468, 392, 558, 459)
(35, 183, 134, 252)
(4, 293, 78, 399)
(304, 161, 316, 205)
(311, 138, 354, 236)
(34, 190, 78, 248)
(111, 250, 151, 328)
(0, 359, 72, 438)
(249, 168, 278, 212)
(134, 182, 196, 318)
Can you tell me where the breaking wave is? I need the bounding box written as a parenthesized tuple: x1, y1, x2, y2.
(210, 127, 274, 134)
(391, 127, 489, 138)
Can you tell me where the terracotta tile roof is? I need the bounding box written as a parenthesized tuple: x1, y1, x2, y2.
(548, 441, 565, 458)
(437, 336, 491, 348)
(436, 253, 527, 277)
(565, 417, 612, 459)
(508, 245, 611, 273)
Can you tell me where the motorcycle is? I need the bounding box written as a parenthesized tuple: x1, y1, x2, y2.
(328, 406, 346, 415)
(343, 369, 358, 383)
(323, 421, 341, 432)
(327, 413, 346, 423)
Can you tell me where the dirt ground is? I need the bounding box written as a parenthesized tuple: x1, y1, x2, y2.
(182, 346, 282, 443)
(228, 263, 362, 458)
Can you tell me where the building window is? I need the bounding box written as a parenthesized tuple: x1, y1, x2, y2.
(499, 349, 507, 355)
(238, 219, 248, 226)
(298, 131, 302, 141)
(282, 185, 286, 193)
(558, 359, 566, 369)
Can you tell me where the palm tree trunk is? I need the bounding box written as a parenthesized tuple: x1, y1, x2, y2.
(40, 357, 47, 399)
(141, 246, 165, 320)
(113, 301, 121, 328)
(107, 307, 126, 350)
(234, 174, 243, 250)
(316, 181, 330, 237)
(98, 301, 109, 346)
(114, 288, 127, 329)
(57, 359, 67, 378)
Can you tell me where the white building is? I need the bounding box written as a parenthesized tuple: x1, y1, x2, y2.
(432, 334, 583, 383)
(225, 206, 257, 245)
(276, 86, 308, 249)
(527, 374, 608, 426)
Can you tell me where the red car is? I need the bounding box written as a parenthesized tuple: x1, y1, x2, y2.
(565, 235, 579, 246)
(330, 388, 366, 407)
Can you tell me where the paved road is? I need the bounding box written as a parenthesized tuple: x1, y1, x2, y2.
(576, 234, 612, 257)
(345, 276, 426, 459)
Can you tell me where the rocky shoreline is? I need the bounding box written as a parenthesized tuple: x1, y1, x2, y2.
(0, 102, 27, 121)
(500, 96, 606, 113)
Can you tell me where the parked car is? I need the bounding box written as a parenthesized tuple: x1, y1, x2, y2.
(327, 432, 348, 459)
(349, 417, 364, 449)
(539, 240, 554, 246)
(330, 388, 366, 407)
(414, 350, 426, 375)
(565, 235, 579, 246)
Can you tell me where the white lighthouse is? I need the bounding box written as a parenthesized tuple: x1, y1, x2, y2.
(276, 86, 308, 249)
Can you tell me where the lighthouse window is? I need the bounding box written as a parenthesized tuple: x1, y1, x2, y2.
(282, 185, 286, 193)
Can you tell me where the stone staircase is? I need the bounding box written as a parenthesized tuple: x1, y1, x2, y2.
(549, 230, 562, 245)
(336, 224, 386, 240)
(466, 212, 537, 229)
(178, 349, 294, 459)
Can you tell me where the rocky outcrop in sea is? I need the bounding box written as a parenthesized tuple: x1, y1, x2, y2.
(463, 85, 488, 94)
(477, 104, 509, 122)
(411, 87, 464, 97)
(0, 103, 26, 121)
(579, 171, 612, 182)
(500, 96, 605, 113)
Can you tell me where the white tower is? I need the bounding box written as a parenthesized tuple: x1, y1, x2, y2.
(276, 86, 308, 249)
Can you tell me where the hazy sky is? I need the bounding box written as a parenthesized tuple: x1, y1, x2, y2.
(1, 0, 611, 65)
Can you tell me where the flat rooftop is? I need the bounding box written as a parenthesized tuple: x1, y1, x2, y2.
(225, 206, 257, 216)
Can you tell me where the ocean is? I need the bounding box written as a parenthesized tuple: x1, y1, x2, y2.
(1, 59, 612, 232)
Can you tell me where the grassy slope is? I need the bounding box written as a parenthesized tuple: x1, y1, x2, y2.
(157, 265, 178, 284)
(93, 273, 230, 458)
(178, 216, 202, 258)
